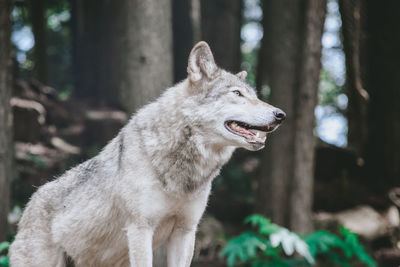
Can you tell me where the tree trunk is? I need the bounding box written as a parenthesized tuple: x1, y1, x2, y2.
(71, 0, 125, 107)
(339, 0, 369, 155)
(363, 0, 400, 190)
(71, 0, 101, 101)
(0, 0, 12, 241)
(172, 0, 194, 82)
(190, 0, 201, 43)
(123, 1, 173, 265)
(72, 0, 173, 111)
(288, 0, 327, 233)
(121, 0, 173, 114)
(29, 0, 48, 84)
(255, 0, 326, 234)
(201, 0, 242, 72)
(73, 0, 173, 262)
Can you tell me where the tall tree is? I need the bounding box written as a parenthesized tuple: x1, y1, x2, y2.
(339, 0, 369, 156)
(29, 0, 48, 84)
(172, 0, 195, 82)
(201, 0, 242, 72)
(72, 0, 173, 113)
(340, 0, 400, 192)
(126, 2, 173, 264)
(122, 0, 173, 114)
(72, 0, 173, 264)
(71, 0, 125, 107)
(362, 1, 400, 190)
(256, 0, 326, 234)
(0, 0, 12, 241)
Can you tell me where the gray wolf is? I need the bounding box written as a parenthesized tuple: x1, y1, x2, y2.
(9, 41, 285, 267)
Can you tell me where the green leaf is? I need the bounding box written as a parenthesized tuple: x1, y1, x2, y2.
(261, 245, 280, 258)
(324, 251, 351, 267)
(221, 232, 268, 267)
(304, 230, 348, 258)
(0, 242, 9, 254)
(25, 153, 46, 168)
(305, 227, 376, 267)
(221, 215, 376, 267)
(0, 255, 9, 267)
(245, 214, 281, 235)
(340, 226, 377, 267)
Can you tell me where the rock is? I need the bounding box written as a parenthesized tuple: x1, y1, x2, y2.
(314, 205, 400, 240)
(386, 206, 400, 228)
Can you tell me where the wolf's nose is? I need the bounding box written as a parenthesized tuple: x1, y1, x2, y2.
(273, 109, 286, 122)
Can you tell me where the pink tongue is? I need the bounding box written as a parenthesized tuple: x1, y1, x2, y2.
(236, 126, 254, 136)
(236, 127, 264, 143)
(237, 126, 265, 143)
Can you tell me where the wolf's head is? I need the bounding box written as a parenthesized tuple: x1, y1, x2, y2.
(184, 41, 285, 151)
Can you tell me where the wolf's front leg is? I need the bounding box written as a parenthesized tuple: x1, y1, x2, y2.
(126, 225, 154, 267)
(167, 227, 196, 267)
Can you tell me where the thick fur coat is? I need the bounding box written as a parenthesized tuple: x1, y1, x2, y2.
(9, 42, 285, 267)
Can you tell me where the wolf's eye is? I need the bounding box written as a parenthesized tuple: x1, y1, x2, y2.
(233, 90, 243, 97)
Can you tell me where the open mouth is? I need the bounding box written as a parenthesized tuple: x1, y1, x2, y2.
(224, 120, 277, 144)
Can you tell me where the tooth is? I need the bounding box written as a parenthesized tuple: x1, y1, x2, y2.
(256, 131, 260, 138)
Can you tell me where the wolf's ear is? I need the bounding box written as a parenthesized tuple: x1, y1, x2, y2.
(187, 41, 218, 83)
(236, 71, 247, 81)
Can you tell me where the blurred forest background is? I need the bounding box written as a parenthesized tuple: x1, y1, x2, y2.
(0, 0, 399, 266)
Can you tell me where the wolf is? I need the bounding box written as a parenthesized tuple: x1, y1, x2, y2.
(9, 41, 285, 267)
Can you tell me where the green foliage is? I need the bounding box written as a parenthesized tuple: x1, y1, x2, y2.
(304, 227, 376, 267)
(12, 0, 72, 91)
(58, 88, 72, 101)
(305, 230, 348, 258)
(0, 242, 10, 267)
(245, 214, 281, 235)
(242, 49, 259, 87)
(221, 214, 376, 267)
(339, 226, 376, 267)
(221, 232, 268, 266)
(318, 69, 343, 107)
(25, 152, 46, 168)
(221, 214, 313, 267)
